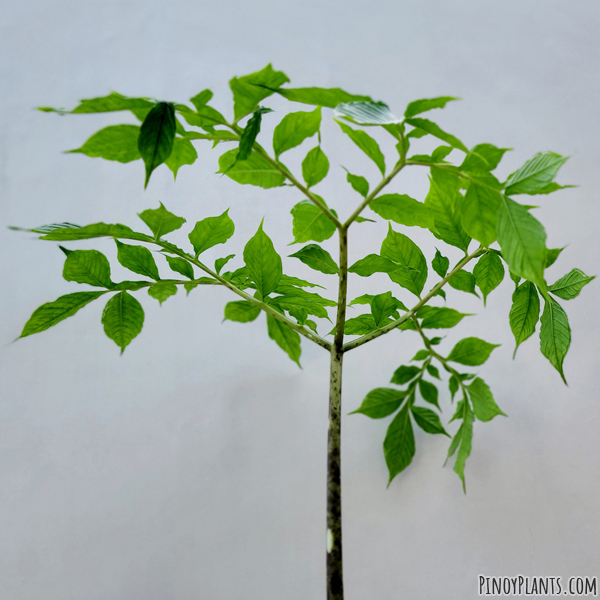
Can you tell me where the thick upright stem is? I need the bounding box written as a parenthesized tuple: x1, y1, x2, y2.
(327, 227, 348, 600)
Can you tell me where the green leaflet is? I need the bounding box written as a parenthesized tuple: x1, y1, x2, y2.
(426, 364, 441, 379)
(504, 152, 568, 195)
(184, 278, 217, 294)
(349, 254, 405, 278)
(448, 270, 478, 297)
(461, 182, 501, 247)
(405, 118, 468, 153)
(424, 169, 471, 252)
(302, 146, 329, 188)
(138, 204, 186, 240)
(20, 291, 107, 338)
(548, 268, 595, 300)
(229, 64, 290, 121)
(391, 365, 420, 385)
(473, 252, 505, 304)
(342, 315, 379, 335)
(545, 247, 564, 268)
(47, 92, 154, 115)
(412, 349, 430, 361)
(418, 379, 439, 409)
(188, 210, 235, 256)
(267, 314, 301, 366)
(164, 137, 198, 178)
(432, 249, 449, 278)
(371, 291, 402, 327)
(369, 194, 434, 229)
(384, 404, 416, 485)
(447, 337, 499, 366)
(269, 295, 329, 320)
(467, 377, 506, 422)
(461, 143, 510, 172)
(496, 195, 547, 289)
(63, 249, 113, 288)
(380, 226, 428, 297)
(67, 125, 141, 163)
(411, 405, 449, 436)
(289, 244, 339, 275)
(224, 300, 261, 323)
(336, 120, 386, 176)
(291, 199, 336, 244)
(218, 149, 285, 188)
(540, 297, 571, 384)
(526, 182, 576, 195)
(148, 283, 177, 305)
(350, 293, 407, 311)
(243, 222, 282, 299)
(418, 306, 470, 329)
(116, 240, 160, 280)
(138, 102, 176, 188)
(274, 284, 335, 306)
(190, 89, 213, 110)
(39, 223, 150, 243)
(176, 104, 228, 128)
(404, 96, 459, 119)
(273, 106, 321, 157)
(334, 101, 401, 126)
(277, 274, 326, 290)
(274, 86, 371, 108)
(101, 291, 145, 353)
(450, 400, 474, 493)
(235, 107, 271, 163)
(344, 169, 370, 197)
(350, 387, 408, 419)
(215, 254, 235, 275)
(509, 282, 540, 357)
(164, 255, 194, 279)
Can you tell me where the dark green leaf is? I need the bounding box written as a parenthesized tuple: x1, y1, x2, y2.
(113, 280, 152, 291)
(238, 107, 270, 161)
(224, 300, 261, 323)
(461, 182, 501, 247)
(540, 298, 571, 384)
(426, 364, 440, 379)
(447, 337, 499, 366)
(116, 240, 160, 280)
(350, 387, 408, 419)
(243, 222, 282, 299)
(165, 137, 198, 178)
(334, 101, 401, 125)
(302, 146, 329, 188)
(418, 379, 439, 409)
(336, 120, 386, 175)
(432, 249, 449, 278)
(63, 249, 113, 288)
(505, 152, 568, 195)
(67, 125, 141, 163)
(370, 194, 434, 229)
(267, 314, 301, 366)
(524, 182, 576, 195)
(138, 204, 186, 239)
(20, 291, 106, 338)
(215, 254, 235, 274)
(473, 252, 505, 304)
(509, 281, 540, 357)
(229, 64, 290, 121)
(548, 268, 595, 300)
(218, 149, 285, 188)
(289, 244, 339, 275)
(448, 269, 478, 297)
(188, 210, 235, 256)
(467, 377, 506, 422)
(384, 404, 416, 485)
(164, 255, 194, 279)
(291, 199, 336, 243)
(461, 143, 509, 172)
(391, 365, 421, 385)
(411, 405, 449, 436)
(273, 107, 321, 157)
(344, 169, 369, 197)
(451, 401, 474, 493)
(148, 283, 177, 304)
(419, 306, 470, 329)
(412, 349, 430, 361)
(405, 118, 468, 152)
(404, 96, 459, 119)
(101, 291, 144, 353)
(138, 102, 176, 188)
(448, 375, 459, 401)
(274, 86, 371, 108)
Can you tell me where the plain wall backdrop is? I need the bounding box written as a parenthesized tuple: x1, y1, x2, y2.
(1, 1, 599, 599)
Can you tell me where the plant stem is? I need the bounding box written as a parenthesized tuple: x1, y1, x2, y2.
(327, 226, 348, 600)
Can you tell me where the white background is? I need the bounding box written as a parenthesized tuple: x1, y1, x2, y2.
(1, 1, 599, 598)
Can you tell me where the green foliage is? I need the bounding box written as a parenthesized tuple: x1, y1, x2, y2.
(448, 269, 478, 297)
(432, 249, 449, 278)
(148, 283, 177, 304)
(164, 255, 194, 280)
(116, 240, 160, 280)
(384, 404, 416, 484)
(67, 125, 141, 163)
(369, 194, 434, 229)
(243, 222, 282, 300)
(540, 297, 571, 384)
(406, 118, 468, 152)
(188, 210, 235, 256)
(224, 301, 261, 323)
(418, 306, 470, 329)
(273, 107, 321, 157)
(411, 405, 449, 436)
(467, 378, 506, 422)
(165, 137, 198, 178)
(509, 281, 540, 357)
(350, 388, 408, 419)
(289, 244, 339, 275)
(447, 337, 499, 366)
(404, 96, 459, 118)
(291, 199, 336, 243)
(473, 252, 504, 304)
(218, 149, 285, 188)
(548, 268, 595, 300)
(138, 204, 185, 240)
(302, 146, 329, 188)
(101, 291, 145, 353)
(63, 249, 113, 288)
(267, 314, 301, 366)
(334, 101, 401, 126)
(504, 152, 568, 195)
(336, 120, 386, 175)
(344, 169, 369, 197)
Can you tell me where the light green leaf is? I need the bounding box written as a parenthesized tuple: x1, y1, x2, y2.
(20, 291, 106, 338)
(524, 182, 576, 195)
(289, 244, 339, 275)
(190, 89, 213, 110)
(148, 283, 177, 304)
(342, 315, 378, 335)
(505, 152, 568, 195)
(418, 379, 439, 409)
(548, 269, 595, 300)
(419, 306, 470, 329)
(451, 401, 474, 493)
(427, 364, 440, 379)
(384, 404, 416, 485)
(540, 297, 571, 384)
(334, 101, 401, 125)
(545, 247, 564, 268)
(273, 107, 321, 157)
(447, 337, 499, 366)
(138, 102, 176, 188)
(270, 295, 329, 320)
(243, 222, 282, 299)
(215, 254, 235, 274)
(278, 274, 326, 290)
(391, 365, 421, 385)
(461, 182, 501, 247)
(218, 149, 285, 188)
(274, 284, 335, 305)
(461, 143, 509, 172)
(405, 118, 468, 152)
(274, 86, 371, 108)
(176, 104, 228, 128)
(67, 125, 141, 163)
(116, 240, 160, 280)
(496, 195, 547, 288)
(509, 281, 540, 357)
(411, 405, 449, 436)
(101, 291, 144, 353)
(224, 300, 261, 323)
(164, 255, 194, 279)
(336, 120, 386, 175)
(291, 199, 336, 243)
(371, 291, 401, 327)
(449, 269, 478, 296)
(165, 137, 198, 178)
(369, 194, 434, 229)
(63, 249, 113, 288)
(138, 204, 186, 239)
(55, 92, 154, 115)
(349, 254, 403, 278)
(229, 64, 290, 121)
(412, 349, 430, 361)
(473, 252, 505, 304)
(380, 226, 428, 297)
(432, 249, 449, 278)
(344, 169, 369, 197)
(467, 377, 506, 422)
(188, 210, 235, 256)
(404, 96, 459, 119)
(350, 387, 408, 419)
(302, 146, 329, 188)
(267, 314, 301, 366)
